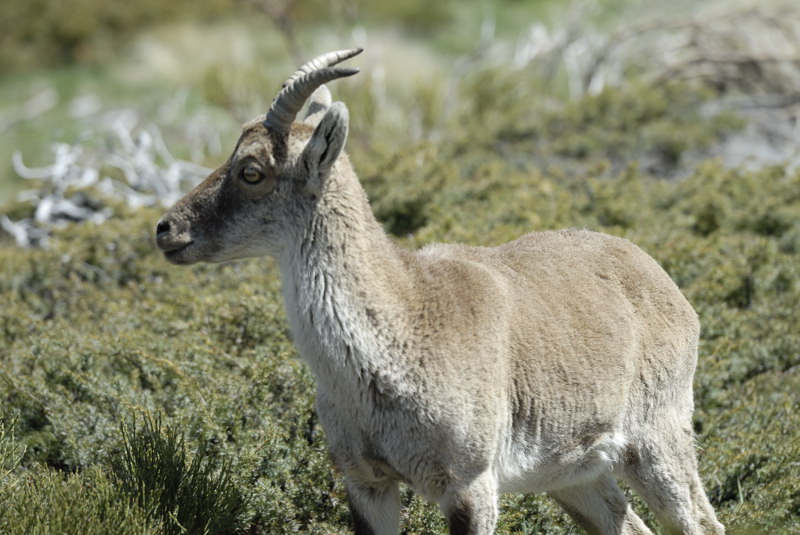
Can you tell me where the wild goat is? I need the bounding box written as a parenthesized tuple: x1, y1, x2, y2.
(156, 49, 725, 535)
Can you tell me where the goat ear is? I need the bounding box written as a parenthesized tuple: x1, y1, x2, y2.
(302, 85, 332, 128)
(301, 101, 348, 188)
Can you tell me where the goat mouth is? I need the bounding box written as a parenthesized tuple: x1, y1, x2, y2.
(162, 241, 195, 264)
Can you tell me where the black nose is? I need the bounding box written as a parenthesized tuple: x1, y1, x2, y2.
(156, 218, 171, 237)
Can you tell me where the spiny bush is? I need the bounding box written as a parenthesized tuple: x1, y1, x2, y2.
(1, 418, 158, 535)
(455, 76, 743, 177)
(0, 465, 161, 535)
(0, 419, 25, 498)
(112, 414, 249, 535)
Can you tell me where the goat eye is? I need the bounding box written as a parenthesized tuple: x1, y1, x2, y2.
(241, 166, 263, 184)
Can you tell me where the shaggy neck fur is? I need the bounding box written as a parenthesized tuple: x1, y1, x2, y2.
(277, 158, 414, 395)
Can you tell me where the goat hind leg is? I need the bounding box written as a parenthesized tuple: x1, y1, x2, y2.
(549, 472, 653, 535)
(346, 478, 401, 535)
(621, 425, 725, 535)
(440, 471, 499, 535)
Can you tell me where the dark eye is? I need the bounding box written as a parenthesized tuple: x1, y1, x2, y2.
(241, 166, 263, 184)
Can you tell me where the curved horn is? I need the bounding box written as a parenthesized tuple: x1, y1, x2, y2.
(264, 48, 363, 135)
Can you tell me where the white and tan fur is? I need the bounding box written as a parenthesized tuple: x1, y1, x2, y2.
(156, 51, 724, 535)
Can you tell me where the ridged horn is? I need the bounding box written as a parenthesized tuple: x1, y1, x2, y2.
(264, 48, 363, 135)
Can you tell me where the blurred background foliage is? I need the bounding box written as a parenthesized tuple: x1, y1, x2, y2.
(1, 0, 799, 534)
(0, 0, 463, 69)
(0, 0, 224, 68)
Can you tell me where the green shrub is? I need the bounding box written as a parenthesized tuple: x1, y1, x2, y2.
(0, 0, 228, 69)
(455, 76, 743, 178)
(1, 66, 798, 534)
(112, 413, 249, 535)
(0, 419, 26, 498)
(1, 463, 159, 535)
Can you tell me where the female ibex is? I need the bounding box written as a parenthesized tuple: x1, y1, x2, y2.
(156, 49, 724, 534)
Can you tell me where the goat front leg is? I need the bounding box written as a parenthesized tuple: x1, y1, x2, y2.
(441, 471, 499, 535)
(346, 478, 401, 535)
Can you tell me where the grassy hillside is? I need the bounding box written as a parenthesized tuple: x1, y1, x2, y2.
(2, 1, 799, 534)
(1, 81, 799, 533)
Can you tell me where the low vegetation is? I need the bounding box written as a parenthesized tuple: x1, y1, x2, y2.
(1, 80, 798, 532)
(1, 1, 799, 533)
